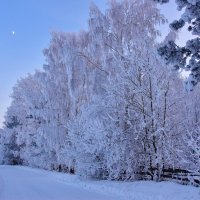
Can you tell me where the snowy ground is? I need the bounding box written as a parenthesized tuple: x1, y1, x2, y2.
(0, 165, 199, 200)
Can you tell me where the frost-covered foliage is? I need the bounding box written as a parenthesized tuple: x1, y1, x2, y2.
(181, 85, 200, 172)
(155, 0, 200, 90)
(0, 0, 199, 183)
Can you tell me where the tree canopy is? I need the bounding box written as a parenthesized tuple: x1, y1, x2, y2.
(155, 0, 200, 90)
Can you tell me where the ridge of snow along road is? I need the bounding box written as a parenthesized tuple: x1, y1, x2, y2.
(0, 165, 199, 200)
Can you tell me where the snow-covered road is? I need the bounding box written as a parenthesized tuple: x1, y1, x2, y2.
(0, 165, 121, 200)
(0, 165, 199, 200)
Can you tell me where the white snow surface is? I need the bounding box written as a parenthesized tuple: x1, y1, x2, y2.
(0, 165, 199, 200)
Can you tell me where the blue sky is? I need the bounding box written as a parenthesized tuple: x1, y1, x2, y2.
(0, 0, 189, 127)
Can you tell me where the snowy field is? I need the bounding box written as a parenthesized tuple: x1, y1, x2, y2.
(0, 165, 199, 200)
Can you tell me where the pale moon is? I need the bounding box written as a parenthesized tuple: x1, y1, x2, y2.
(12, 31, 15, 35)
